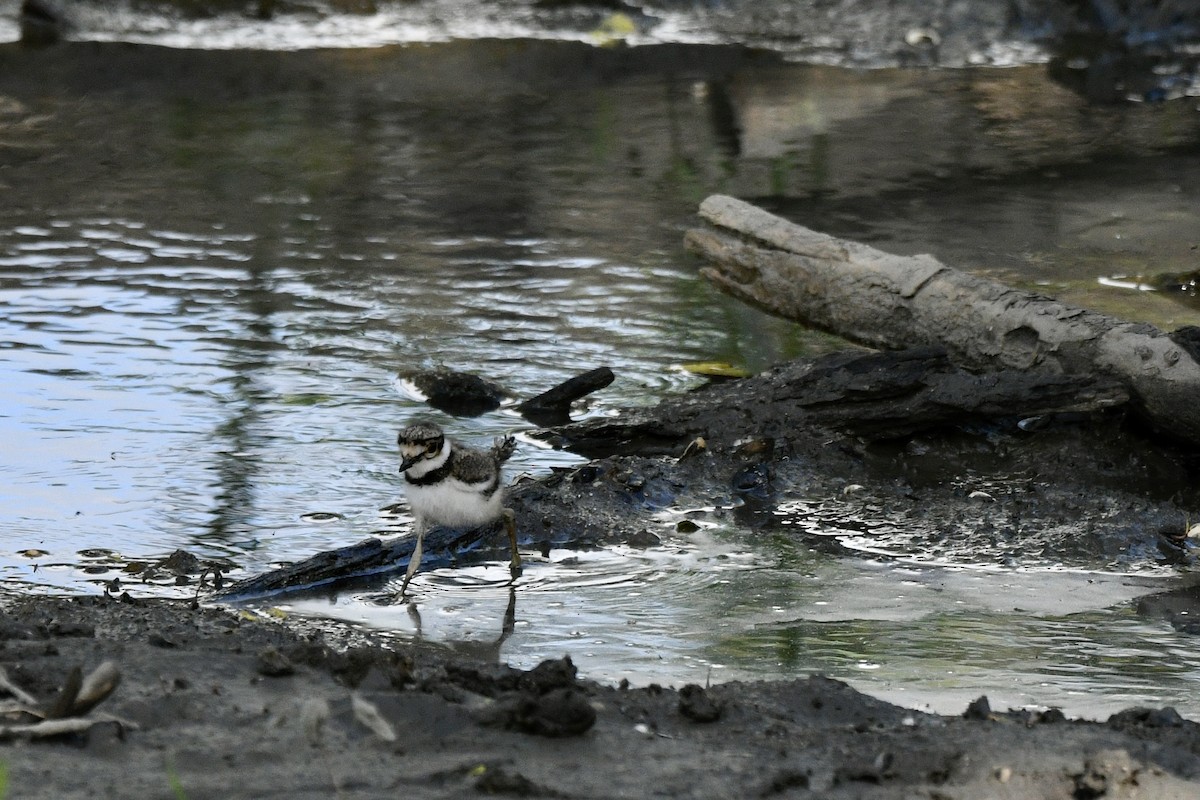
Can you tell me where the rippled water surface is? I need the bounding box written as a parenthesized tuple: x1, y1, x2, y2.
(4, 31, 1200, 717)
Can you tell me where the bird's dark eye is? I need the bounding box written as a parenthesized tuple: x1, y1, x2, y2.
(425, 440, 440, 454)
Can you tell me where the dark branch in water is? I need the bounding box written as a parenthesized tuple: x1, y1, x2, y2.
(516, 366, 615, 426)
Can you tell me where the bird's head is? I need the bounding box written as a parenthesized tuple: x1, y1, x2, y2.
(398, 422, 445, 473)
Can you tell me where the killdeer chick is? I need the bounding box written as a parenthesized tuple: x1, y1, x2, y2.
(397, 421, 520, 597)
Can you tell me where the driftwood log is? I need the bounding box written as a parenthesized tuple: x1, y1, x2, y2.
(538, 346, 1130, 457)
(685, 195, 1200, 447)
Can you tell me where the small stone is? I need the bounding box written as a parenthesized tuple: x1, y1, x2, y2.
(1108, 706, 1185, 729)
(678, 684, 722, 723)
(50, 621, 95, 638)
(255, 646, 295, 677)
(520, 655, 578, 693)
(147, 632, 176, 648)
(963, 695, 991, 720)
(1038, 708, 1067, 724)
(158, 549, 203, 575)
(626, 529, 661, 548)
(473, 764, 544, 795)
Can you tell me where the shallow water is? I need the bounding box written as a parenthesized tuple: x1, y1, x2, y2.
(4, 32, 1200, 717)
(280, 533, 1200, 718)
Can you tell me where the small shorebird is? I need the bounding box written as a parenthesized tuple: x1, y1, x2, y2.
(396, 421, 520, 597)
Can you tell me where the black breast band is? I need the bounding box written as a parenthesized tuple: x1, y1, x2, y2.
(405, 451, 454, 486)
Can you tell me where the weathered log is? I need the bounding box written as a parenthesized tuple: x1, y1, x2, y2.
(538, 347, 1129, 457)
(216, 528, 491, 602)
(685, 194, 1200, 446)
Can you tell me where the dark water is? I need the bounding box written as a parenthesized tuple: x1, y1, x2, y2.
(3, 36, 1200, 716)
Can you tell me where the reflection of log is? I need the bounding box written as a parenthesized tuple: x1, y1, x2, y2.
(685, 195, 1200, 446)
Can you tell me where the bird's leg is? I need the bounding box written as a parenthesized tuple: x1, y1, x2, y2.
(503, 507, 521, 581)
(399, 518, 426, 599)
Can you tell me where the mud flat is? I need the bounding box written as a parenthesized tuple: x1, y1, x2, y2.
(1, 593, 1199, 799)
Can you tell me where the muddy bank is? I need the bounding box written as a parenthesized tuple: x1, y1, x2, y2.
(3, 593, 1200, 799)
(17, 0, 1199, 62)
(17, 0, 1200, 101)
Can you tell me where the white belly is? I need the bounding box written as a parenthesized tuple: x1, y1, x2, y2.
(406, 478, 503, 529)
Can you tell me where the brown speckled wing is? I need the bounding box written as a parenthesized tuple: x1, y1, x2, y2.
(449, 444, 501, 487)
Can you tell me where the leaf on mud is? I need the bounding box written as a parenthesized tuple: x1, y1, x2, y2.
(44, 661, 120, 719)
(72, 661, 121, 716)
(0, 717, 110, 740)
(678, 361, 751, 379)
(44, 666, 83, 720)
(0, 667, 39, 706)
(351, 693, 397, 742)
(299, 697, 331, 746)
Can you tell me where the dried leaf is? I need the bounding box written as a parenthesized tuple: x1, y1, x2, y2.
(72, 661, 120, 716)
(298, 697, 330, 746)
(0, 667, 39, 706)
(351, 693, 396, 742)
(44, 666, 83, 720)
(0, 717, 100, 740)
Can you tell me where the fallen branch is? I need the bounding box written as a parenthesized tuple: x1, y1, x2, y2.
(538, 347, 1129, 457)
(685, 194, 1200, 445)
(516, 366, 615, 426)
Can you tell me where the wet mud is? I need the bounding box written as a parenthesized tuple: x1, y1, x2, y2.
(4, 593, 1200, 799)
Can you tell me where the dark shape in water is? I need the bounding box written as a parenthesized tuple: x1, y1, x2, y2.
(1047, 7, 1200, 105)
(299, 511, 344, 524)
(1136, 577, 1200, 634)
(402, 369, 509, 417)
(1103, 269, 1200, 310)
(20, 0, 65, 46)
(516, 366, 615, 426)
(1169, 325, 1200, 365)
(1148, 270, 1200, 303)
(402, 366, 614, 422)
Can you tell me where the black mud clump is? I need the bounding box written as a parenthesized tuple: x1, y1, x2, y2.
(478, 686, 597, 737)
(6, 596, 1200, 798)
(467, 656, 597, 737)
(678, 683, 723, 723)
